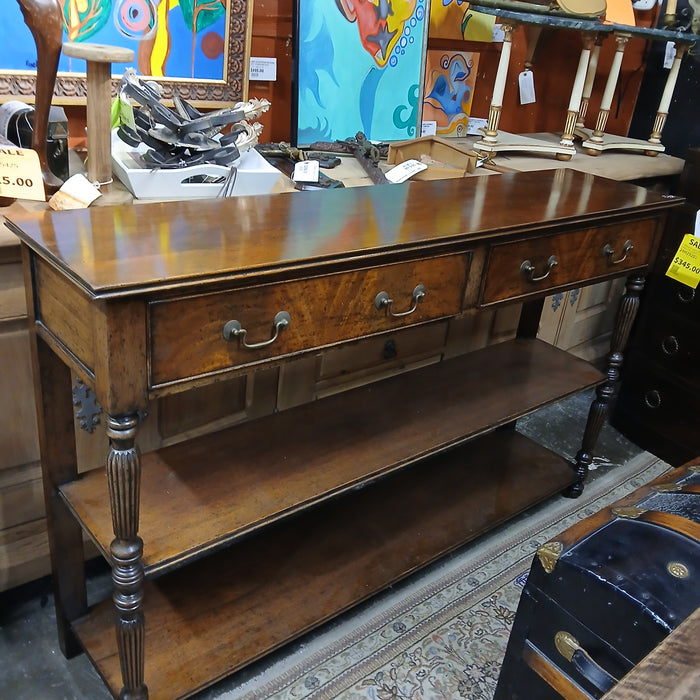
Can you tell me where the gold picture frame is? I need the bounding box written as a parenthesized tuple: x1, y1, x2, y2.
(0, 0, 252, 108)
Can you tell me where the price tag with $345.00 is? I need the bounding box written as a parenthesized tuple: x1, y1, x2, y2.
(666, 233, 700, 289)
(0, 146, 46, 201)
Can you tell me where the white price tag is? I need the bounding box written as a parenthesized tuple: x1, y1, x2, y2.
(292, 159, 319, 183)
(663, 42, 676, 69)
(249, 57, 277, 81)
(421, 121, 437, 137)
(467, 117, 488, 135)
(385, 159, 428, 184)
(518, 70, 536, 105)
(694, 209, 700, 238)
(0, 145, 46, 201)
(492, 23, 505, 42)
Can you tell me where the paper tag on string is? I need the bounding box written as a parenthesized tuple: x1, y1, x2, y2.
(663, 42, 676, 69)
(385, 159, 428, 183)
(518, 71, 536, 105)
(666, 233, 700, 288)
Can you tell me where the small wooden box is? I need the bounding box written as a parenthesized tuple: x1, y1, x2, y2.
(387, 136, 479, 180)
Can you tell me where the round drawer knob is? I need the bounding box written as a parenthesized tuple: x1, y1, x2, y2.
(644, 390, 662, 409)
(661, 335, 679, 356)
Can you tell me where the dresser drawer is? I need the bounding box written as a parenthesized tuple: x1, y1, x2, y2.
(633, 303, 700, 387)
(653, 274, 700, 318)
(149, 254, 469, 388)
(481, 218, 658, 305)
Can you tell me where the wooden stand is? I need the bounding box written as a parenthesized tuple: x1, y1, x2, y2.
(8, 172, 680, 699)
(471, 6, 613, 161)
(62, 42, 134, 187)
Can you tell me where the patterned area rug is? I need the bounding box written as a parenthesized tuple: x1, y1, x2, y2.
(208, 452, 669, 700)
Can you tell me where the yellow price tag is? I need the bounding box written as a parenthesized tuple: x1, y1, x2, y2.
(666, 233, 700, 289)
(0, 146, 46, 201)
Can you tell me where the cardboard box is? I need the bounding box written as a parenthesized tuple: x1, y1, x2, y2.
(387, 136, 479, 180)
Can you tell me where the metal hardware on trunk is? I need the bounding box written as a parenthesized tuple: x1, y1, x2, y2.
(536, 540, 563, 573)
(520, 255, 558, 282)
(222, 311, 291, 349)
(612, 506, 647, 519)
(554, 631, 579, 662)
(374, 284, 426, 318)
(603, 239, 634, 264)
(644, 389, 662, 408)
(667, 561, 689, 579)
(653, 483, 681, 493)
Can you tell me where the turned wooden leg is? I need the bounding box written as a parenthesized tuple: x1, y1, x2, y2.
(558, 33, 594, 159)
(577, 35, 603, 129)
(567, 274, 645, 497)
(106, 413, 148, 700)
(645, 42, 688, 156)
(481, 22, 516, 151)
(585, 34, 629, 153)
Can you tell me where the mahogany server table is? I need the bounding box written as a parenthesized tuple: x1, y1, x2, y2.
(4, 170, 681, 699)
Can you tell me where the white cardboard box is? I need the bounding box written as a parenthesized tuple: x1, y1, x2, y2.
(111, 130, 280, 199)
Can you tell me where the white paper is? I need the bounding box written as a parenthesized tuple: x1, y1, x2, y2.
(249, 57, 277, 81)
(385, 159, 428, 184)
(48, 173, 101, 210)
(467, 117, 488, 135)
(292, 159, 319, 183)
(421, 121, 437, 137)
(492, 24, 505, 42)
(518, 71, 536, 105)
(695, 209, 700, 238)
(663, 42, 676, 69)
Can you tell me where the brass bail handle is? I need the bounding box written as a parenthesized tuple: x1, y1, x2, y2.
(374, 284, 426, 318)
(222, 311, 291, 349)
(520, 255, 558, 282)
(602, 240, 633, 265)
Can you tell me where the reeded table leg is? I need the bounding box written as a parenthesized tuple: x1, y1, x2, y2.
(106, 413, 148, 700)
(567, 274, 645, 497)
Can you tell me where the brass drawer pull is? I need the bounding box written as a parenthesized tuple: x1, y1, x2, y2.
(374, 284, 426, 318)
(520, 255, 558, 282)
(222, 311, 291, 349)
(602, 239, 633, 264)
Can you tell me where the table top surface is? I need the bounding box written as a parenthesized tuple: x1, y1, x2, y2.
(4, 169, 680, 299)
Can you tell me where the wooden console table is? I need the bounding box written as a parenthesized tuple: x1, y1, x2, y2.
(4, 170, 681, 699)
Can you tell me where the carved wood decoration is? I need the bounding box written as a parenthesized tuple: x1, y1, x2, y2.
(2, 0, 252, 107)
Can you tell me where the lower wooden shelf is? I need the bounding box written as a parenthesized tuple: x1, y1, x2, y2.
(60, 338, 603, 575)
(74, 429, 576, 700)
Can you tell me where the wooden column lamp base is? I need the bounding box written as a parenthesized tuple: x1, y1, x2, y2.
(62, 42, 134, 188)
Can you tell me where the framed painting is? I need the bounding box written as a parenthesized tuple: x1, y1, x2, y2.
(0, 0, 253, 107)
(423, 50, 479, 137)
(430, 0, 496, 43)
(292, 0, 430, 146)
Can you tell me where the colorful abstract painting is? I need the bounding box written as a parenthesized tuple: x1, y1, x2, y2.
(293, 0, 429, 146)
(3, 0, 229, 82)
(422, 50, 479, 137)
(429, 0, 496, 43)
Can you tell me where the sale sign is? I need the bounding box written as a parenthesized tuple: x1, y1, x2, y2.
(0, 146, 46, 201)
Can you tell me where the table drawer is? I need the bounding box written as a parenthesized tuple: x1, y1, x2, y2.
(481, 218, 658, 305)
(149, 254, 469, 388)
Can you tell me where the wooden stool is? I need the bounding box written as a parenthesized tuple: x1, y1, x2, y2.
(63, 42, 134, 187)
